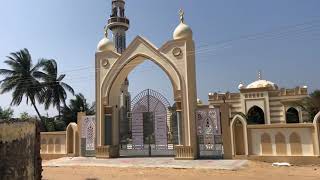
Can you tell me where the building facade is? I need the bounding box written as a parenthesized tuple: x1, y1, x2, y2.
(208, 73, 310, 124)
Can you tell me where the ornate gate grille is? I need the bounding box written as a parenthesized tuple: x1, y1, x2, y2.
(196, 107, 223, 158)
(120, 89, 176, 156)
(80, 116, 96, 156)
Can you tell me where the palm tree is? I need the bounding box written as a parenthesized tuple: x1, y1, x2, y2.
(61, 93, 95, 124)
(0, 49, 44, 120)
(35, 59, 74, 117)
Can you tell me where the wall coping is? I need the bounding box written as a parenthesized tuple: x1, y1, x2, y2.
(247, 123, 314, 129)
(40, 131, 66, 135)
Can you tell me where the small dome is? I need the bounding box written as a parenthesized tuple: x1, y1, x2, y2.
(173, 22, 193, 40)
(238, 82, 245, 89)
(97, 31, 114, 52)
(197, 98, 203, 105)
(246, 80, 278, 89)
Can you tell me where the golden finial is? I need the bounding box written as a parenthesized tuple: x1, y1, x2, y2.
(179, 9, 184, 23)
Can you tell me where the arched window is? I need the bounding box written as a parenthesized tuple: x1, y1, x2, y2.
(286, 107, 299, 123)
(247, 106, 265, 124)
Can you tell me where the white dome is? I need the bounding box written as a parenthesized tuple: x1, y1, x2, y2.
(246, 80, 278, 89)
(238, 82, 245, 89)
(173, 22, 193, 40)
(97, 36, 114, 52)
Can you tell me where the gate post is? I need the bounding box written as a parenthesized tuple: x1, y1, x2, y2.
(176, 101, 183, 145)
(96, 106, 119, 158)
(220, 103, 233, 159)
(174, 101, 197, 160)
(77, 112, 86, 156)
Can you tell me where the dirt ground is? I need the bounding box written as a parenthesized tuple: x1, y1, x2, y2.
(42, 161, 320, 180)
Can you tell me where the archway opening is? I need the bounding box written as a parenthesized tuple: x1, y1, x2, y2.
(233, 119, 246, 155)
(247, 106, 265, 124)
(286, 107, 299, 123)
(117, 60, 177, 157)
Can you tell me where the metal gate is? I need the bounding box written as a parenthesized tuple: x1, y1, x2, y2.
(120, 89, 177, 156)
(196, 107, 223, 158)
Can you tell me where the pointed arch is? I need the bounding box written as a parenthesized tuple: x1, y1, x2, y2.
(230, 115, 248, 156)
(313, 112, 320, 155)
(66, 123, 79, 156)
(289, 132, 302, 155)
(261, 133, 272, 155)
(275, 132, 287, 155)
(102, 36, 183, 106)
(55, 138, 61, 153)
(48, 138, 54, 153)
(41, 138, 47, 154)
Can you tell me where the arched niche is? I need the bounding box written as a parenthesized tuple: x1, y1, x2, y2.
(261, 133, 272, 155)
(41, 138, 47, 154)
(230, 115, 248, 156)
(48, 138, 54, 154)
(286, 107, 299, 123)
(289, 132, 302, 156)
(55, 138, 61, 153)
(247, 106, 265, 125)
(66, 123, 79, 156)
(275, 132, 287, 155)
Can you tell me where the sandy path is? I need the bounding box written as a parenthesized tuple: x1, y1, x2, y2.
(42, 161, 320, 180)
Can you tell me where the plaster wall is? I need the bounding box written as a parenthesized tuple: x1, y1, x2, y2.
(248, 126, 315, 156)
(40, 132, 66, 155)
(0, 120, 42, 180)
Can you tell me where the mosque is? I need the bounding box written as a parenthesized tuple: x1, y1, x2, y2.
(40, 0, 320, 163)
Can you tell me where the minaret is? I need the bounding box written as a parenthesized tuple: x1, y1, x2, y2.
(107, 0, 130, 54)
(119, 78, 131, 142)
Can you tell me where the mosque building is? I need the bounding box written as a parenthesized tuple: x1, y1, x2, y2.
(208, 72, 310, 125)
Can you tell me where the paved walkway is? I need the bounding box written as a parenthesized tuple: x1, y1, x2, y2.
(43, 157, 248, 170)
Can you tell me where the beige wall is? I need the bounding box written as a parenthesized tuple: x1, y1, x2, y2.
(40, 131, 66, 155)
(248, 124, 315, 156)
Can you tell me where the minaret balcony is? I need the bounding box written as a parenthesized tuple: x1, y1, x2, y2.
(108, 17, 130, 30)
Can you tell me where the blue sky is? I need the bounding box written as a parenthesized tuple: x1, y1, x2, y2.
(0, 0, 319, 117)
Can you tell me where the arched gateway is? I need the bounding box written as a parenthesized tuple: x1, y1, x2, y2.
(95, 4, 198, 159)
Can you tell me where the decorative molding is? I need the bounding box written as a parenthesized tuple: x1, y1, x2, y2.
(172, 47, 182, 57)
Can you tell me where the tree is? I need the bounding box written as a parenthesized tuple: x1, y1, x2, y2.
(299, 90, 320, 121)
(20, 112, 32, 120)
(35, 59, 74, 117)
(0, 49, 45, 121)
(0, 106, 14, 119)
(61, 93, 95, 125)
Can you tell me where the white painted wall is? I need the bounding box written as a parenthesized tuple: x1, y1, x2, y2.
(249, 127, 314, 156)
